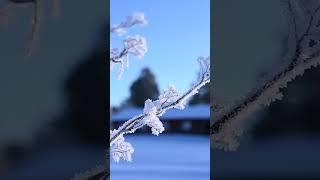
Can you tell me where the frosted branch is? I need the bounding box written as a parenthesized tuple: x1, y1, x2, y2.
(110, 12, 148, 79)
(111, 12, 147, 35)
(211, 0, 320, 151)
(110, 57, 210, 162)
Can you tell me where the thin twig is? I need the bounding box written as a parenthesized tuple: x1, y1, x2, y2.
(0, 0, 49, 56)
(25, 0, 41, 56)
(71, 165, 108, 180)
(110, 48, 128, 63)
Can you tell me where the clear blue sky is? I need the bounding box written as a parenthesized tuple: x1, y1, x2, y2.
(110, 0, 210, 106)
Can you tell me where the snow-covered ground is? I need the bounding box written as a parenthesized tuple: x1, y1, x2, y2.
(214, 136, 320, 179)
(2, 144, 105, 180)
(4, 135, 320, 179)
(111, 134, 210, 180)
(2, 134, 209, 180)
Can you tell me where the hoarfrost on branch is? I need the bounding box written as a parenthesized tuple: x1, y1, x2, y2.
(110, 12, 148, 79)
(210, 0, 320, 151)
(110, 57, 210, 162)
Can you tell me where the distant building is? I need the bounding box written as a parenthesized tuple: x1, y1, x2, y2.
(111, 104, 209, 134)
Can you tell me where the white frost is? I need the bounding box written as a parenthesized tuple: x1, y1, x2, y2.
(110, 130, 134, 163)
(111, 12, 147, 35)
(124, 35, 147, 59)
(142, 99, 165, 136)
(110, 13, 148, 79)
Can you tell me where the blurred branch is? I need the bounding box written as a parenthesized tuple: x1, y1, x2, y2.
(25, 0, 41, 56)
(71, 165, 109, 180)
(0, 0, 60, 56)
(211, 0, 320, 151)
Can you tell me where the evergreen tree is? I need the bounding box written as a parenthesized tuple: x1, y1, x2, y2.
(129, 68, 159, 107)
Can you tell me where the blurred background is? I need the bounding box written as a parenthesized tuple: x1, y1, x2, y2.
(0, 0, 107, 179)
(110, 0, 210, 179)
(213, 0, 320, 179)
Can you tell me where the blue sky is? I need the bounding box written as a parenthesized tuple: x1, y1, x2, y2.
(110, 0, 210, 106)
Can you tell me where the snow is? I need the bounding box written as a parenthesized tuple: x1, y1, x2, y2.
(112, 104, 209, 122)
(213, 136, 320, 179)
(2, 134, 209, 179)
(111, 134, 210, 180)
(3, 144, 105, 180)
(163, 104, 209, 119)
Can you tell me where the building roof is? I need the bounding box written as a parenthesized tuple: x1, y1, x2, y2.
(111, 104, 209, 122)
